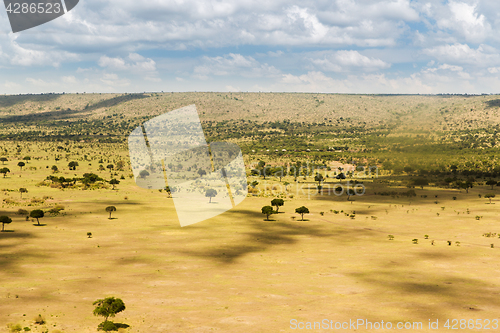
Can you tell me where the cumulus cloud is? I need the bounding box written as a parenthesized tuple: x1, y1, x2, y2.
(100, 73, 130, 87)
(3, 0, 500, 93)
(98, 53, 157, 73)
(310, 50, 391, 72)
(193, 53, 280, 80)
(423, 43, 500, 66)
(436, 1, 490, 43)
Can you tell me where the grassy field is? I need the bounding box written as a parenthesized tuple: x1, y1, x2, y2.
(1, 93, 500, 332)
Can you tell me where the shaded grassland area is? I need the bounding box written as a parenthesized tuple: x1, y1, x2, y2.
(1, 93, 500, 332)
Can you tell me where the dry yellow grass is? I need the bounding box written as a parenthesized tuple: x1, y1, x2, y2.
(1, 153, 499, 332)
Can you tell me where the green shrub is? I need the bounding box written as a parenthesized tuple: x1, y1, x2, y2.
(7, 323, 22, 332)
(98, 321, 118, 331)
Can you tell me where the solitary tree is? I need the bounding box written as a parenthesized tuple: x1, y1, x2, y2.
(105, 206, 117, 219)
(485, 193, 496, 204)
(109, 179, 120, 190)
(205, 188, 217, 203)
(51, 165, 58, 173)
(30, 209, 44, 226)
(486, 180, 497, 190)
(197, 168, 207, 177)
(139, 170, 149, 179)
(0, 157, 7, 164)
(413, 178, 429, 189)
(347, 188, 355, 201)
(68, 161, 79, 170)
(336, 173, 346, 183)
(106, 164, 114, 172)
(314, 173, 324, 186)
(17, 161, 25, 171)
(0, 167, 10, 177)
(0, 215, 12, 232)
(23, 156, 31, 162)
(457, 179, 474, 193)
(273, 167, 285, 182)
(261, 206, 274, 220)
(271, 198, 284, 213)
(19, 187, 28, 198)
(295, 206, 310, 221)
(93, 297, 126, 329)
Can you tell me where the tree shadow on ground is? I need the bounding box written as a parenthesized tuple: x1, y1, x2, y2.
(178, 209, 377, 265)
(0, 93, 149, 124)
(0, 231, 48, 273)
(0, 94, 60, 108)
(348, 252, 500, 321)
(84, 93, 148, 112)
(485, 99, 500, 108)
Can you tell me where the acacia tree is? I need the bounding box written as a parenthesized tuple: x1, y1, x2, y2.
(413, 178, 429, 190)
(0, 167, 10, 178)
(0, 157, 7, 164)
(30, 209, 44, 226)
(485, 193, 496, 204)
(68, 161, 79, 170)
(458, 180, 473, 193)
(17, 161, 25, 171)
(205, 188, 217, 203)
(106, 206, 117, 219)
(314, 173, 324, 186)
(295, 206, 309, 221)
(261, 206, 274, 220)
(19, 187, 28, 198)
(197, 168, 207, 177)
(109, 179, 120, 190)
(271, 198, 284, 213)
(347, 188, 355, 201)
(273, 167, 285, 182)
(0, 215, 12, 232)
(93, 297, 126, 330)
(486, 180, 497, 189)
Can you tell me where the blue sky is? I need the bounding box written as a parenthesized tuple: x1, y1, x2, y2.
(1, 0, 500, 94)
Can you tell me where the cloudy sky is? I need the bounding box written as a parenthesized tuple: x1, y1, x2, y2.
(1, 0, 500, 94)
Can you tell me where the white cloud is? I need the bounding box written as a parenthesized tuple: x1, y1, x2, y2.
(100, 73, 130, 87)
(225, 85, 241, 92)
(62, 76, 78, 84)
(310, 50, 391, 72)
(26, 78, 47, 86)
(193, 53, 280, 79)
(436, 1, 490, 43)
(423, 43, 500, 66)
(98, 53, 157, 73)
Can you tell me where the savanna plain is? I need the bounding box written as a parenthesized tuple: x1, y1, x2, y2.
(1, 92, 500, 332)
